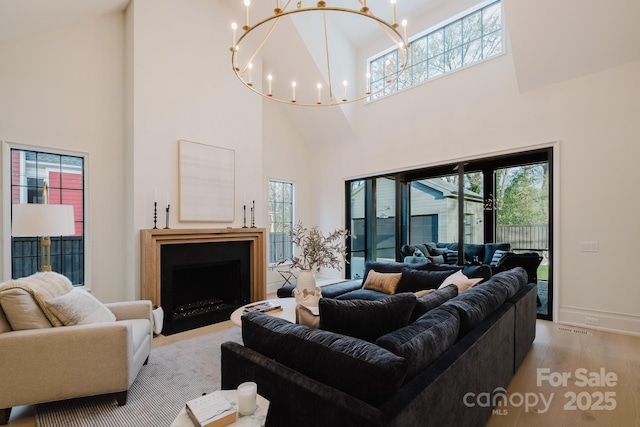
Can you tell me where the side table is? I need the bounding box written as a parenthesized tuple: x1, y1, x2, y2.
(171, 390, 269, 427)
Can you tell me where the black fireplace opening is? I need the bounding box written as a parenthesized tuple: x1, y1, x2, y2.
(160, 241, 251, 335)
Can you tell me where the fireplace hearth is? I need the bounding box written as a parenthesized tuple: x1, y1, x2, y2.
(140, 228, 266, 335)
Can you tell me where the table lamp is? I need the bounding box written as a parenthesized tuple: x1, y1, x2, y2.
(11, 183, 75, 272)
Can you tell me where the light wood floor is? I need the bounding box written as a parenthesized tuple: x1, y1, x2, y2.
(6, 320, 640, 426)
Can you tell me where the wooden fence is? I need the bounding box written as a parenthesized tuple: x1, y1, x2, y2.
(496, 224, 548, 251)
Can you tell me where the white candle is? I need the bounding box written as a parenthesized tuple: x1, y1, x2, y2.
(402, 19, 408, 42)
(317, 83, 322, 104)
(244, 0, 251, 29)
(267, 75, 273, 96)
(366, 72, 371, 93)
(237, 382, 257, 415)
(390, 0, 397, 26)
(292, 81, 296, 102)
(342, 80, 348, 101)
(248, 63, 253, 86)
(231, 22, 237, 47)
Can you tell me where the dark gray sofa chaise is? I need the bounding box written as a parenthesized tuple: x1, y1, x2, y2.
(221, 267, 536, 427)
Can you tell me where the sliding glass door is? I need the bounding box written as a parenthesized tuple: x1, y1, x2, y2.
(345, 148, 553, 320)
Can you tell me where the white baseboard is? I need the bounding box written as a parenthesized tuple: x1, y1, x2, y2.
(558, 305, 640, 336)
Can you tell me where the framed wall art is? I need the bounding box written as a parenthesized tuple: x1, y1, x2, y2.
(179, 140, 235, 222)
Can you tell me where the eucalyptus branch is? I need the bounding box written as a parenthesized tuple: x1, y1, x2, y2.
(289, 221, 349, 272)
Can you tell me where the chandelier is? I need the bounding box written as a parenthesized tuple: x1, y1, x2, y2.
(231, 1, 409, 107)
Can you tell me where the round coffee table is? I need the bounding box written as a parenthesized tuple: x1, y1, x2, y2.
(230, 297, 297, 326)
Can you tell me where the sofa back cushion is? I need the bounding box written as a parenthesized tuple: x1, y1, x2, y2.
(362, 261, 410, 283)
(242, 311, 408, 406)
(443, 278, 510, 336)
(483, 243, 511, 265)
(410, 284, 458, 322)
(319, 293, 417, 342)
(396, 267, 457, 293)
(423, 263, 492, 283)
(376, 305, 460, 378)
(485, 267, 528, 299)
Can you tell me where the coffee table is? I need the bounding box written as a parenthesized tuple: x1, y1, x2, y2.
(171, 390, 269, 427)
(230, 298, 298, 326)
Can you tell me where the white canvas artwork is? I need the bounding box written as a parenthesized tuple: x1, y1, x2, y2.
(179, 140, 235, 222)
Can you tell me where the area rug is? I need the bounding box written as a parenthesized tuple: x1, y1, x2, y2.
(35, 326, 243, 427)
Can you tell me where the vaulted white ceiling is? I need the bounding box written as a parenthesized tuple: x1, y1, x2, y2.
(2, 0, 639, 146)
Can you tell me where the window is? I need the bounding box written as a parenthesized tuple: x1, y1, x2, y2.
(268, 180, 294, 263)
(369, 0, 502, 100)
(10, 148, 85, 285)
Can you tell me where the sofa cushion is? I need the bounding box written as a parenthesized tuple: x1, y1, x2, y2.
(425, 263, 492, 283)
(319, 293, 417, 342)
(484, 267, 528, 299)
(46, 288, 116, 326)
(439, 270, 483, 293)
(443, 250, 458, 265)
(464, 244, 486, 264)
(396, 267, 457, 293)
(411, 284, 458, 322)
(242, 311, 408, 406)
(443, 280, 510, 335)
(362, 271, 402, 294)
(0, 288, 52, 330)
(376, 305, 460, 378)
(335, 289, 390, 301)
(484, 243, 511, 265)
(490, 249, 509, 266)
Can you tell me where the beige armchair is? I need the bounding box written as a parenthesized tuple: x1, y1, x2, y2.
(0, 273, 153, 425)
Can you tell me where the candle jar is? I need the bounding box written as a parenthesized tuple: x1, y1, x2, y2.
(237, 381, 257, 415)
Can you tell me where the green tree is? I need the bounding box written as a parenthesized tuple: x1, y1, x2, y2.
(496, 165, 548, 225)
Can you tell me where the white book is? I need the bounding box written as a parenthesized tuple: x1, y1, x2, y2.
(185, 391, 236, 427)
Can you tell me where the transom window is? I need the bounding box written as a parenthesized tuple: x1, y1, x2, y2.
(268, 180, 294, 263)
(369, 0, 502, 100)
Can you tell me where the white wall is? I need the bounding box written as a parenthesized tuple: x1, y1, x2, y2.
(310, 48, 640, 334)
(126, 0, 264, 299)
(0, 12, 127, 303)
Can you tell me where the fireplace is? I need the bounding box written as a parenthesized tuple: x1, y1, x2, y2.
(140, 228, 266, 335)
(160, 241, 251, 334)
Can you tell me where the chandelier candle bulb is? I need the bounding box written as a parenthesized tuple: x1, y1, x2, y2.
(391, 0, 397, 27)
(267, 75, 273, 96)
(366, 72, 371, 94)
(343, 80, 348, 101)
(317, 83, 322, 104)
(231, 22, 237, 49)
(292, 81, 296, 102)
(248, 63, 253, 86)
(244, 0, 250, 30)
(402, 19, 408, 42)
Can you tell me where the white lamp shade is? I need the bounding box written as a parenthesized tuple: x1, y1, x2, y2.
(12, 204, 76, 237)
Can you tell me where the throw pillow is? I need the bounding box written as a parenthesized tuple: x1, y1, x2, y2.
(396, 267, 457, 293)
(362, 270, 402, 294)
(439, 270, 483, 293)
(0, 288, 52, 330)
(444, 249, 458, 264)
(319, 293, 417, 343)
(490, 249, 509, 266)
(413, 248, 426, 257)
(46, 288, 116, 326)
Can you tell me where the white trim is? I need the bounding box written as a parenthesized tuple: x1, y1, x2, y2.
(2, 141, 91, 288)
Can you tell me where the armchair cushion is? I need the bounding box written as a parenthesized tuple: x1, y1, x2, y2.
(46, 288, 116, 326)
(0, 307, 10, 333)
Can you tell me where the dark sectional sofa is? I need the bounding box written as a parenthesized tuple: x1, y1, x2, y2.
(221, 265, 537, 427)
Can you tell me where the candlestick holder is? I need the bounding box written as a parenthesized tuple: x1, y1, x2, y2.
(164, 205, 171, 229)
(251, 200, 256, 228)
(153, 202, 158, 229)
(242, 205, 248, 228)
